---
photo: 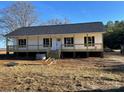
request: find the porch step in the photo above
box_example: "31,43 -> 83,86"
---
47,49 -> 61,59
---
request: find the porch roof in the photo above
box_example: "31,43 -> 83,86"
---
5,22 -> 105,37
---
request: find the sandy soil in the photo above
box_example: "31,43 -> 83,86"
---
0,52 -> 124,92
0,50 -> 6,54
0,52 -> 124,66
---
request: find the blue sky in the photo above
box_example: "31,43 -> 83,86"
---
0,1 -> 124,24
35,1 -> 124,24
0,1 -> 124,48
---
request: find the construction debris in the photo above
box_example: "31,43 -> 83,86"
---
43,57 -> 57,65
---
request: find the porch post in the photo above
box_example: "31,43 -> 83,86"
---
73,34 -> 75,50
60,35 -> 62,58
73,52 -> 76,58
26,36 -> 29,58
49,35 -> 51,51
16,37 -> 18,51
86,34 -> 89,58
73,34 -> 76,58
100,52 -> 104,58
101,34 -> 104,54
27,36 -> 28,51
6,37 -> 9,55
37,35 -> 39,51
47,35 -> 51,58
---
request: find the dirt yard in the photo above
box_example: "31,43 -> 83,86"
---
0,52 -> 124,92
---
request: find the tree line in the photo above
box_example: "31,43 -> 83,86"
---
0,1 -> 70,47
0,2 -> 70,35
104,21 -> 124,54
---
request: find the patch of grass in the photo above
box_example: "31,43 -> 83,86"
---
0,56 -> 124,91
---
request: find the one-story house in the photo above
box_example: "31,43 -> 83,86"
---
5,22 -> 105,58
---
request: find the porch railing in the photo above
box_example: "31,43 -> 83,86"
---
7,43 -> 103,52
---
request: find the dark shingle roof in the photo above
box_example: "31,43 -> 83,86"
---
5,22 -> 105,37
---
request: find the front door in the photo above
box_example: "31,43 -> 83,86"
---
56,39 -> 61,50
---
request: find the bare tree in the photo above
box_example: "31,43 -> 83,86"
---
42,18 -> 70,25
0,1 -> 38,34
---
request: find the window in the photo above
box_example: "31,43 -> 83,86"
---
64,37 -> 74,47
43,38 -> 52,47
84,36 -> 95,46
18,39 -> 26,47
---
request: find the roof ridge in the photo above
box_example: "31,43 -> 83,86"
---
22,21 -> 103,28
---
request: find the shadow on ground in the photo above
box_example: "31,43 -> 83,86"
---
0,54 -> 35,60
78,87 -> 124,92
103,64 -> 124,73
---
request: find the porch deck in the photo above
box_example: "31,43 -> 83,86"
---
7,43 -> 103,52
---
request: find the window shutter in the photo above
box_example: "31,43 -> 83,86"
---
43,39 -> 45,47
50,38 -> 52,47
18,40 -> 19,46
72,38 -> 74,44
92,36 -> 95,46
84,37 -> 87,46
24,39 -> 26,45
64,38 -> 66,47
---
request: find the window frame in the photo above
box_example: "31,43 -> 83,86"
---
84,36 -> 95,46
43,38 -> 52,47
18,39 -> 26,48
64,37 -> 74,47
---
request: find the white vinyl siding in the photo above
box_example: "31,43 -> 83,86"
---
12,32 -> 103,51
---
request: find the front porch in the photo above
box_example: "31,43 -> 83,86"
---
6,33 -> 104,58
7,43 -> 103,52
